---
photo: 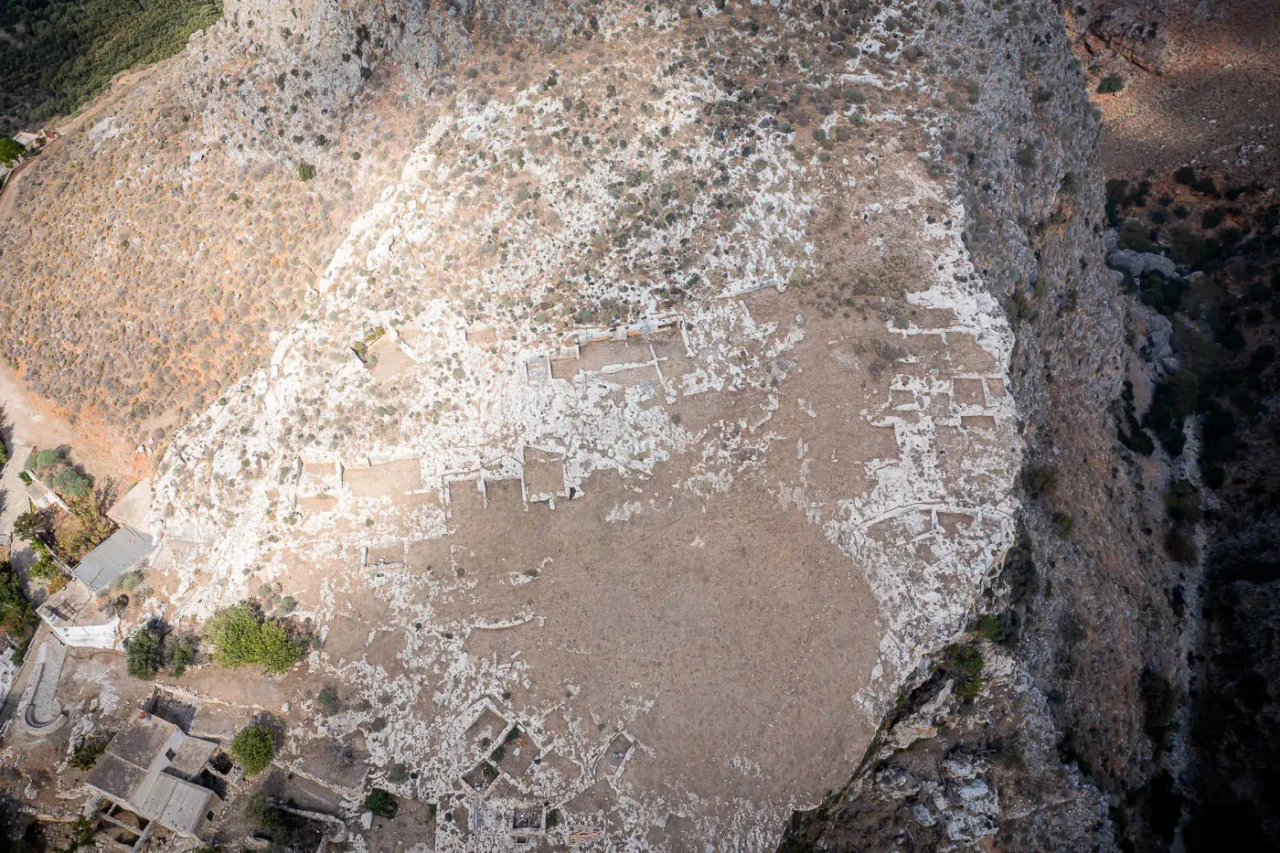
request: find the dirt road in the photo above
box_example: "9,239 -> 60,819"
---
0,364 -> 75,452
0,157 -> 36,226
0,443 -> 34,572
0,361 -> 136,500
0,361 -> 79,572
0,65 -> 158,228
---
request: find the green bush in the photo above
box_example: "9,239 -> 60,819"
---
363,788 -> 398,818
231,725 -> 277,775
942,643 -> 985,701
1162,371 -> 1198,412
1141,368 -> 1198,455
1024,464 -> 1059,498
1118,218 -> 1160,254
1163,479 -> 1202,525
30,448 -> 65,470
167,635 -> 197,677
23,447 -> 96,500
1002,535 -> 1040,610
1168,225 -> 1207,268
52,469 -> 92,498
316,686 -> 341,716
1096,75 -> 1124,94
1051,511 -> 1074,538
67,817 -> 94,849
205,605 -> 302,673
1136,272 -> 1188,316
125,625 -> 163,679
27,541 -> 61,585
1192,175 -> 1219,196
1140,668 -> 1178,733
115,571 -> 144,591
0,561 -> 36,632
71,739 -> 107,770
298,162 -> 316,181
0,137 -> 23,164
973,611 -> 1019,646
13,509 -> 50,541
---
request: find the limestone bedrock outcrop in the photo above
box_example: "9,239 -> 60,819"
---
1107,247 -> 1179,279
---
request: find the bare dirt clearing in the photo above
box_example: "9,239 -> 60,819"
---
0,363 -> 140,484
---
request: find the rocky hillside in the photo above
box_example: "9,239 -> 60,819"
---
783,0 -> 1203,849
134,2 -> 1032,848
0,0 -> 1274,851
1070,1 -> 1280,844
788,1 -> 1280,850
0,0 -> 539,450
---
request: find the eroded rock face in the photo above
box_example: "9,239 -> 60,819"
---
144,3 -> 1022,848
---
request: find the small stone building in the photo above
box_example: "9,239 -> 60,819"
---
84,711 -> 222,847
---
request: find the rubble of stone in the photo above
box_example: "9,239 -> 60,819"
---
801,642 -> 1116,852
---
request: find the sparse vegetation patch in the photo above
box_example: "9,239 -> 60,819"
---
70,739 -> 107,770
1097,75 -> 1124,94
363,787 -> 398,818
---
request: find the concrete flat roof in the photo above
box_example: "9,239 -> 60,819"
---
86,753 -> 146,804
37,579 -> 116,628
106,480 -> 153,534
156,776 -> 217,837
168,736 -> 217,779
74,526 -> 155,590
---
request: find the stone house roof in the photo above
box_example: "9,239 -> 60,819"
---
84,711 -> 220,839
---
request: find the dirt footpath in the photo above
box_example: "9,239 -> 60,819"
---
0,362 -> 140,485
